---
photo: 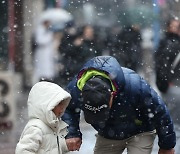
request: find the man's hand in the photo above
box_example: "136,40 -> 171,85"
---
158,148 -> 175,154
66,137 -> 82,151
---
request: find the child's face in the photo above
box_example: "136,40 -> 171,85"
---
52,100 -> 68,117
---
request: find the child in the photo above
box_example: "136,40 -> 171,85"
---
15,81 -> 71,154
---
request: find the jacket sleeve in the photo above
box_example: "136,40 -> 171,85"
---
139,78 -> 176,150
62,79 -> 82,139
59,138 -> 69,153
15,126 -> 43,154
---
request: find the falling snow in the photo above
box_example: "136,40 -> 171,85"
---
0,0 -> 180,153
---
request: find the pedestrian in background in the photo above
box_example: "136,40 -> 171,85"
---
58,23 -> 82,85
114,24 -> 142,71
62,56 -> 176,154
32,19 -> 62,84
15,81 -> 72,154
59,24 -> 100,86
80,24 -> 100,58
155,17 -> 180,93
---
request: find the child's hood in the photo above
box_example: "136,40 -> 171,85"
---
27,81 -> 71,126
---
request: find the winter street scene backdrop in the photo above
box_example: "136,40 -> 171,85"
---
0,0 -> 180,154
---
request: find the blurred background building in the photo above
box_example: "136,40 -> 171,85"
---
0,0 -> 180,89
0,0 -> 180,125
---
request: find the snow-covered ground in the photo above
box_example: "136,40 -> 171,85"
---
69,116 -> 180,154
0,85 -> 180,154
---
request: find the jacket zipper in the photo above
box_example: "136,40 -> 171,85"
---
57,136 -> 60,154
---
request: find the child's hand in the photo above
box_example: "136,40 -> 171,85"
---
66,137 -> 82,151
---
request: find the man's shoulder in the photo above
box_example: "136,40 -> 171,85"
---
122,67 -> 141,82
121,67 -> 142,92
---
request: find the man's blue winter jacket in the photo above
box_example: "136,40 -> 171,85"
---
62,56 -> 176,150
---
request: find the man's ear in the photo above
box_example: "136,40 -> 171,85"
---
109,92 -> 114,108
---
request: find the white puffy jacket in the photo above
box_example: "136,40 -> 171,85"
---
15,81 -> 71,154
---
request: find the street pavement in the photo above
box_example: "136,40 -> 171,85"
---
70,117 -> 180,154
0,87 -> 180,154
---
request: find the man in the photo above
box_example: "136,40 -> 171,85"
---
155,18 -> 180,93
62,56 -> 176,154
114,24 -> 142,71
